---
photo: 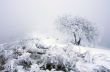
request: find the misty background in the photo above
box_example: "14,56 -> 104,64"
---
0,0 -> 110,48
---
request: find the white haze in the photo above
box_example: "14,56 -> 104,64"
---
0,0 -> 110,48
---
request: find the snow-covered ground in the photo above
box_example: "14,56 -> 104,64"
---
0,36 -> 110,72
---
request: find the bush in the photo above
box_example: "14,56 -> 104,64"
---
0,55 -> 7,71
17,60 -> 32,70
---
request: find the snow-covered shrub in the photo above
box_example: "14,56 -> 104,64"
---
93,66 -> 110,72
0,55 -> 7,71
0,37 -> 110,72
17,60 -> 32,70
12,48 -> 22,59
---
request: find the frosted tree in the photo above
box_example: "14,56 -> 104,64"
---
56,15 -> 99,47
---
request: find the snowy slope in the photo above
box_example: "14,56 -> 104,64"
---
0,36 -> 110,72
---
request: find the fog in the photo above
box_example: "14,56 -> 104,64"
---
0,0 -> 110,48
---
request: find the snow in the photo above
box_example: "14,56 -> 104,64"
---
0,36 -> 110,72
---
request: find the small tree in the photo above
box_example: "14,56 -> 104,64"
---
56,15 -> 99,47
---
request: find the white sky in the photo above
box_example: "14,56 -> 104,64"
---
0,0 -> 110,48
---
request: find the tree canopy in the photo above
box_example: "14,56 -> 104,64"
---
56,15 -> 99,47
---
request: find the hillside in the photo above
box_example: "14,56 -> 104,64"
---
0,36 -> 110,72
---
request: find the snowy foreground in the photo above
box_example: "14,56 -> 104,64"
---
0,36 -> 110,72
